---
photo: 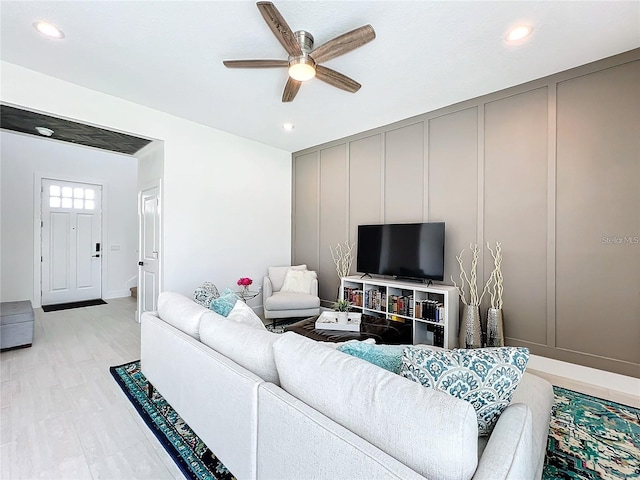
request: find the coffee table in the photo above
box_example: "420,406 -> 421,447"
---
284,314 -> 412,345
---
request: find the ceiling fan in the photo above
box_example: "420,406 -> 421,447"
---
223,1 -> 376,102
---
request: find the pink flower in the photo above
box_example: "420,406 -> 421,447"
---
237,277 -> 253,286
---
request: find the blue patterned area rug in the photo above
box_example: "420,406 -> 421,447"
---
112,361 -> 639,480
110,361 -> 235,480
543,387 -> 640,480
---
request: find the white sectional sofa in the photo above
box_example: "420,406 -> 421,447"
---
141,292 -> 554,480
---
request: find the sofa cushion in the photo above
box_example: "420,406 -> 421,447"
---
264,291 -> 320,311
401,346 -> 529,436
280,269 -> 317,294
226,300 -> 266,330
157,291 -> 209,340
199,309 -> 230,331
273,333 -> 479,480
337,342 -> 405,374
199,316 -> 284,385
209,289 -> 239,317
268,264 -> 307,292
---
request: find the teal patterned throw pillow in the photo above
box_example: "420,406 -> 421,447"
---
400,346 -> 529,436
337,342 -> 405,374
209,289 -> 239,317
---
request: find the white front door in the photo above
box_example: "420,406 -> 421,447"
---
41,179 -> 102,305
138,184 -> 160,322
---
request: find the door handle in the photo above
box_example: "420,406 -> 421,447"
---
138,261 -> 144,266
92,254 -> 100,258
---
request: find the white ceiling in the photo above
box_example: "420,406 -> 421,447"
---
1,1 -> 639,153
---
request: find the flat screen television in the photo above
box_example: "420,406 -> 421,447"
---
356,222 -> 445,281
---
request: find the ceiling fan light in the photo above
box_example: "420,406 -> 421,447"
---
288,57 -> 316,82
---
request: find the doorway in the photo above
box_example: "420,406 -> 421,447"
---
40,178 -> 103,305
137,181 -> 161,321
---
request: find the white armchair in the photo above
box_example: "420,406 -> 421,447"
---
263,265 -> 320,325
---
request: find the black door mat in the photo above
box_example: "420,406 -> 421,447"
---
42,299 -> 107,312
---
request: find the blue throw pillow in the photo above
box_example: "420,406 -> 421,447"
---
209,289 -> 239,317
400,346 -> 529,436
337,342 -> 406,374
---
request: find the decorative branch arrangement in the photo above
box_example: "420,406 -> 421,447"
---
451,243 -> 492,306
487,242 -> 503,310
330,240 -> 355,279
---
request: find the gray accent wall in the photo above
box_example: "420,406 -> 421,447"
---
319,145 -> 348,301
292,49 -> 640,377
292,152 -> 319,273
484,87 -> 549,346
555,60 -> 640,367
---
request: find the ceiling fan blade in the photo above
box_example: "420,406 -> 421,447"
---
257,2 -> 302,57
282,77 -> 302,102
315,65 -> 361,93
223,59 -> 288,68
310,25 -> 375,64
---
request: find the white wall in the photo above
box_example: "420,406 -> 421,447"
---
137,140 -> 164,191
0,131 -> 138,304
1,61 -> 292,304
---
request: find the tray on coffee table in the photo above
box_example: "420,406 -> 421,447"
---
315,311 -> 362,332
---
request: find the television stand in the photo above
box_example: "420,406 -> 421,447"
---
359,273 -> 372,279
340,276 -> 459,349
393,276 -> 434,286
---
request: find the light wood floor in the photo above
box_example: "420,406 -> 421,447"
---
1,297 -> 183,479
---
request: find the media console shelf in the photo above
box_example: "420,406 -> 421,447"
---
341,276 -> 459,349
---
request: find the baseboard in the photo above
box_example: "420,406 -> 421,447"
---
528,354 -> 640,408
103,290 -> 132,300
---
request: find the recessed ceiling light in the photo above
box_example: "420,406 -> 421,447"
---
505,25 -> 533,43
35,127 -> 54,137
33,21 -> 65,39
283,123 -> 295,131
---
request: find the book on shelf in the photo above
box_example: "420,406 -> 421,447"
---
424,323 -> 445,347
342,287 -> 364,307
364,288 -> 386,312
387,294 -> 413,317
415,299 -> 444,323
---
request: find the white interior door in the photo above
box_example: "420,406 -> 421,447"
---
138,184 -> 160,321
41,179 -> 102,305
